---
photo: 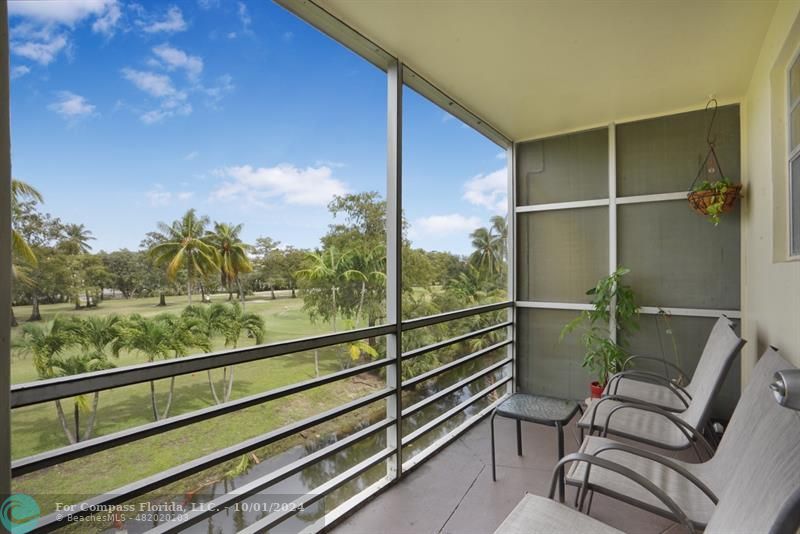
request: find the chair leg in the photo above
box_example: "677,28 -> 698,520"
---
491,411 -> 497,482
516,419 -> 522,456
557,422 -> 565,502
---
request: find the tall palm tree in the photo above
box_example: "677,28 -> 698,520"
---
469,226 -> 500,277
10,179 -> 43,326
490,215 -> 508,260
205,222 -> 253,304
61,223 -> 95,255
296,247 -> 348,332
215,302 -> 265,402
148,209 -> 219,305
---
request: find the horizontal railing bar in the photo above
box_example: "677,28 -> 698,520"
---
402,377 -> 510,446
299,477 -> 391,534
13,358 -> 392,477
515,198 -> 609,213
12,323 -> 396,408
146,418 -> 395,534
30,388 -> 392,533
402,393 -> 509,474
401,340 -> 511,389
239,447 -> 395,534
402,357 -> 511,418
401,321 -> 511,361
400,301 -> 512,332
516,300 -> 742,319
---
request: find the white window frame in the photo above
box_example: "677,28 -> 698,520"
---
787,46 -> 800,260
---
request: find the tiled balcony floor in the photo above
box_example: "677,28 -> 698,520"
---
332,414 -> 687,534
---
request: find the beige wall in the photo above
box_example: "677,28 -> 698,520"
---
741,0 -> 800,382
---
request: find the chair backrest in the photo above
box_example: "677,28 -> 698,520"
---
705,348 -> 800,533
680,316 -> 745,429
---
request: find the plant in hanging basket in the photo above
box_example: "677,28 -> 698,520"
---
687,179 -> 742,226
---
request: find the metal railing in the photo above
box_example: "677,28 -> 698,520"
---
10,300 -> 513,533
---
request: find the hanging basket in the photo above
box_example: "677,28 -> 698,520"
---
687,183 -> 742,216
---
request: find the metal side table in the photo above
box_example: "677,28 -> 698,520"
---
490,393 -> 582,501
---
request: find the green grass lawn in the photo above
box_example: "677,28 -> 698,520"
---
9,294 -> 385,520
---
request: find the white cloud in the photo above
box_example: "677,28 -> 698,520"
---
496,151 -> 507,160
146,184 -> 194,206
184,151 -> 199,161
48,91 -> 96,119
202,74 -> 235,106
152,43 -> 203,79
92,1 -> 122,36
11,34 -> 68,65
139,5 -> 186,33
211,164 -> 348,206
197,0 -> 220,9
121,68 -> 190,123
8,0 -> 115,25
237,2 -> 252,33
10,65 -> 30,79
463,168 -> 508,213
412,214 -> 481,237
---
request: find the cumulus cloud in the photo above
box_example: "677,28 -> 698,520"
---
92,1 -> 122,36
211,164 -> 348,206
48,91 -> 96,119
138,5 -> 186,33
463,168 -> 508,213
412,214 -> 482,237
11,65 -> 31,79
152,43 -> 203,79
8,0 -> 116,25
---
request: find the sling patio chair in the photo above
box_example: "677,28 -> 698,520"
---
602,316 -> 736,412
577,317 -> 745,457
564,346 -> 790,529
494,347 -> 800,534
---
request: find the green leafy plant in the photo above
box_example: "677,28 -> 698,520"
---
691,179 -> 736,225
560,267 -> 640,386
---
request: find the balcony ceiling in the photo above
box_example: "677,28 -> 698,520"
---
319,0 -> 777,141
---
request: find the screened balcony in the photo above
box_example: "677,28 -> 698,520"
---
1,1 -> 799,534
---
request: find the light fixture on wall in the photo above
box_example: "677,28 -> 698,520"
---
686,98 -> 743,226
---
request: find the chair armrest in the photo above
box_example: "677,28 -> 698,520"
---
550,452 -> 697,534
586,395 -> 680,433
624,355 -> 690,384
587,442 -> 718,505
601,402 -> 715,458
606,371 -> 691,407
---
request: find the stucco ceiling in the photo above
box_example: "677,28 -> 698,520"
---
319,0 -> 777,141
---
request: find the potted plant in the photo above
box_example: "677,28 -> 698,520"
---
687,179 -> 742,226
560,267 -> 640,398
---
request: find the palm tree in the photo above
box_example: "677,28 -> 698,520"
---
215,302 -> 265,403
148,209 -> 219,305
206,222 -> 253,304
10,179 -> 43,326
15,317 -> 114,443
344,246 -> 386,328
113,314 -> 204,421
469,226 -> 500,276
61,223 -> 95,255
296,247 -> 348,332
490,215 -> 508,260
182,303 -> 230,404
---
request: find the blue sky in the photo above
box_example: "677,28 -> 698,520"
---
9,0 -> 507,256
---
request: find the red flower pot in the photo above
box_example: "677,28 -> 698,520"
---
590,381 -> 604,399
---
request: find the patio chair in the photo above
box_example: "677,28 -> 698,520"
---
564,346 -> 789,528
602,316 -> 736,412
577,317 -> 744,456
495,347 -> 800,534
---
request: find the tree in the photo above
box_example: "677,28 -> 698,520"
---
297,247 -> 349,332
344,246 -> 386,328
60,223 -> 95,255
206,223 -> 253,303
216,302 -> 265,402
15,317 -> 114,444
148,209 -> 219,305
10,179 -> 44,326
469,226 -> 500,277
114,314 -> 207,420
182,303 -> 230,404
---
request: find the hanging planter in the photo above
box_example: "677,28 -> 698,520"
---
687,99 -> 741,226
